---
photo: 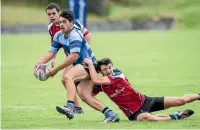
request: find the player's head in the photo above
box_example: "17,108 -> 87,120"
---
46,3 -> 60,24
97,58 -> 114,76
59,10 -> 74,33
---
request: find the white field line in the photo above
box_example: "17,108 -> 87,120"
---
1,105 -> 91,110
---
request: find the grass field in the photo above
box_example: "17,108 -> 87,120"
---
1,30 -> 200,129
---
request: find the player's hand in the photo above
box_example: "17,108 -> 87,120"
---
83,58 -> 93,66
50,59 -> 55,69
46,68 -> 58,78
34,64 -> 38,79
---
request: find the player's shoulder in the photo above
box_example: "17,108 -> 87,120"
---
111,69 -> 126,80
53,31 -> 63,40
74,19 -> 83,28
69,28 -> 83,38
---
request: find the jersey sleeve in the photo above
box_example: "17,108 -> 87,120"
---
48,23 -> 54,44
69,32 -> 83,54
82,27 -> 90,37
48,32 -> 62,53
107,70 -> 125,85
107,76 -> 119,85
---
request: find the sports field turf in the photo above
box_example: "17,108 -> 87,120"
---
1,30 -> 200,129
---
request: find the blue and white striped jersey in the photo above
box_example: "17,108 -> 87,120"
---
49,27 -> 96,65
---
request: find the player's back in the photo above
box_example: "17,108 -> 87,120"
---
101,69 -> 145,117
74,19 -> 89,36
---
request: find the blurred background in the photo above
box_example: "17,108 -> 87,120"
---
2,0 -> 200,33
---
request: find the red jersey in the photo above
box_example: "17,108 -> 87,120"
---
48,23 -> 60,43
101,69 -> 145,118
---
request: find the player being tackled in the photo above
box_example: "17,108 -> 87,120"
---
34,10 -> 119,123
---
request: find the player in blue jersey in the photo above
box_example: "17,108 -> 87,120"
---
46,3 -> 91,114
34,10 -> 119,122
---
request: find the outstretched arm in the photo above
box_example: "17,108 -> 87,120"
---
34,51 -> 56,78
36,51 -> 55,65
84,58 -> 111,85
84,33 -> 91,44
46,52 -> 78,78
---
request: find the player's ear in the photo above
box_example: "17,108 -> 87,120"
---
70,21 -> 74,26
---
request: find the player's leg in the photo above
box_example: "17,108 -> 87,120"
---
77,79 -> 120,122
136,109 -> 194,121
61,65 -> 83,114
136,112 -> 171,121
164,93 -> 200,109
58,64 -> 90,119
77,79 -> 104,111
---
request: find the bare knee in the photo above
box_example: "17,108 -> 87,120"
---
62,75 -> 74,83
61,75 -> 75,89
61,78 -> 65,85
79,93 -> 90,102
176,97 -> 187,106
137,113 -> 156,121
183,94 -> 192,102
61,77 -> 67,89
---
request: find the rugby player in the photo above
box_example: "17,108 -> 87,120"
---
82,58 -> 200,121
34,10 -> 119,122
45,3 -> 91,113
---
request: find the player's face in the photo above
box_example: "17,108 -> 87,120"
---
46,8 -> 60,24
59,17 -> 73,33
100,63 -> 114,76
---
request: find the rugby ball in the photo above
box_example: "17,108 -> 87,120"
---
36,64 -> 49,81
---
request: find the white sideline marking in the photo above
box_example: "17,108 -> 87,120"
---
1,105 -> 91,110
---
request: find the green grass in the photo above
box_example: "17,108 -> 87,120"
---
109,0 -> 200,28
2,30 -> 200,128
2,0 -> 200,28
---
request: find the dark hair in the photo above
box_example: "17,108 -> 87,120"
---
97,58 -> 113,71
60,10 -> 74,22
46,3 -> 60,12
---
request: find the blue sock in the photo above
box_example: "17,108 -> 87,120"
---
169,114 -> 181,120
75,107 -> 82,110
66,100 -> 75,112
102,107 -> 109,114
102,107 -> 115,117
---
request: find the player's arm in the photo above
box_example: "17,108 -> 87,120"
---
34,51 -> 55,78
84,59 -> 111,85
50,37 -> 57,59
35,31 -> 62,66
50,39 -> 57,68
46,33 -> 82,77
84,32 -> 91,44
82,27 -> 91,44
52,52 -> 78,71
35,51 -> 55,65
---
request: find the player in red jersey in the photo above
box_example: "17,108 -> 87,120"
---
82,58 -> 200,121
45,3 -> 91,114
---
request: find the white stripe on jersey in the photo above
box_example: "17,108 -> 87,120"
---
112,73 -> 126,80
48,22 -> 53,31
